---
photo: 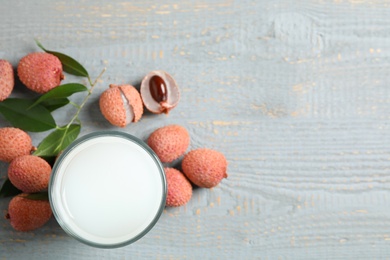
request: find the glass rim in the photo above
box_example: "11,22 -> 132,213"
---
48,131 -> 167,249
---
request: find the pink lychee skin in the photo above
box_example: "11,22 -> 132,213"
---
8,155 -> 52,193
165,168 -> 192,207
0,59 -> 14,101
0,127 -> 33,163
147,125 -> 190,163
6,194 -> 52,232
182,148 -> 228,188
99,84 -> 143,127
17,52 -> 64,93
116,84 -> 143,122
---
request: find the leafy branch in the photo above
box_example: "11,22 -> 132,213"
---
0,40 -> 105,197
38,67 -> 106,157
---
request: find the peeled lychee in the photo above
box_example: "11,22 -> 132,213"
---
140,70 -> 180,114
99,84 -> 143,127
6,193 -> 52,232
17,52 -> 64,93
8,155 -> 52,193
0,59 -> 14,101
182,148 -> 227,188
147,125 -> 190,163
165,168 -> 192,207
0,127 -> 33,162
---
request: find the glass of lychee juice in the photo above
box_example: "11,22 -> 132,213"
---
49,131 -> 166,248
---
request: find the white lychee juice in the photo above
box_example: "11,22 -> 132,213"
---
49,131 -> 166,248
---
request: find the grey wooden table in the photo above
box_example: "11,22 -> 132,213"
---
1,0 -> 390,259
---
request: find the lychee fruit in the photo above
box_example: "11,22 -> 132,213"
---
147,125 -> 190,163
17,52 -> 64,93
8,155 -> 52,193
165,168 -> 192,207
0,127 -> 33,162
0,59 -> 14,101
99,84 -> 143,127
140,70 -> 180,114
6,193 -> 52,232
182,148 -> 228,188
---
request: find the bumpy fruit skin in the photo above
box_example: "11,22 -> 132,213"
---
0,59 -> 14,101
0,127 -> 33,162
165,168 -> 192,207
8,155 -> 52,193
17,52 -> 64,93
182,148 -> 228,188
99,84 -> 143,127
6,194 -> 52,232
147,125 -> 190,163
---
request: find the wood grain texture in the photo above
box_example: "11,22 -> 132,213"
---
1,0 -> 390,259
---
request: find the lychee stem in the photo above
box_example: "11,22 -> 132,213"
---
67,67 -> 106,127
91,70 -> 105,87
30,146 -> 37,153
160,101 -> 172,114
55,68 -> 106,152
69,101 -> 81,109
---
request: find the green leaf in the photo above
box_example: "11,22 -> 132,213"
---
0,98 -> 56,132
29,83 -> 88,109
25,192 -> 49,201
36,39 -> 89,78
0,178 -> 22,198
34,124 -> 81,157
41,98 -> 70,112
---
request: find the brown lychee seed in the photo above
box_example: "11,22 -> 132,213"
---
8,155 -> 52,193
164,168 -> 192,207
0,59 -> 14,101
147,125 -> 190,163
17,52 -> 64,93
140,70 -> 180,114
182,148 -> 228,188
6,193 -> 52,232
0,127 -> 33,163
99,84 -> 143,127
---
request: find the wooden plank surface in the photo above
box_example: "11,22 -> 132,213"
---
1,0 -> 390,259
